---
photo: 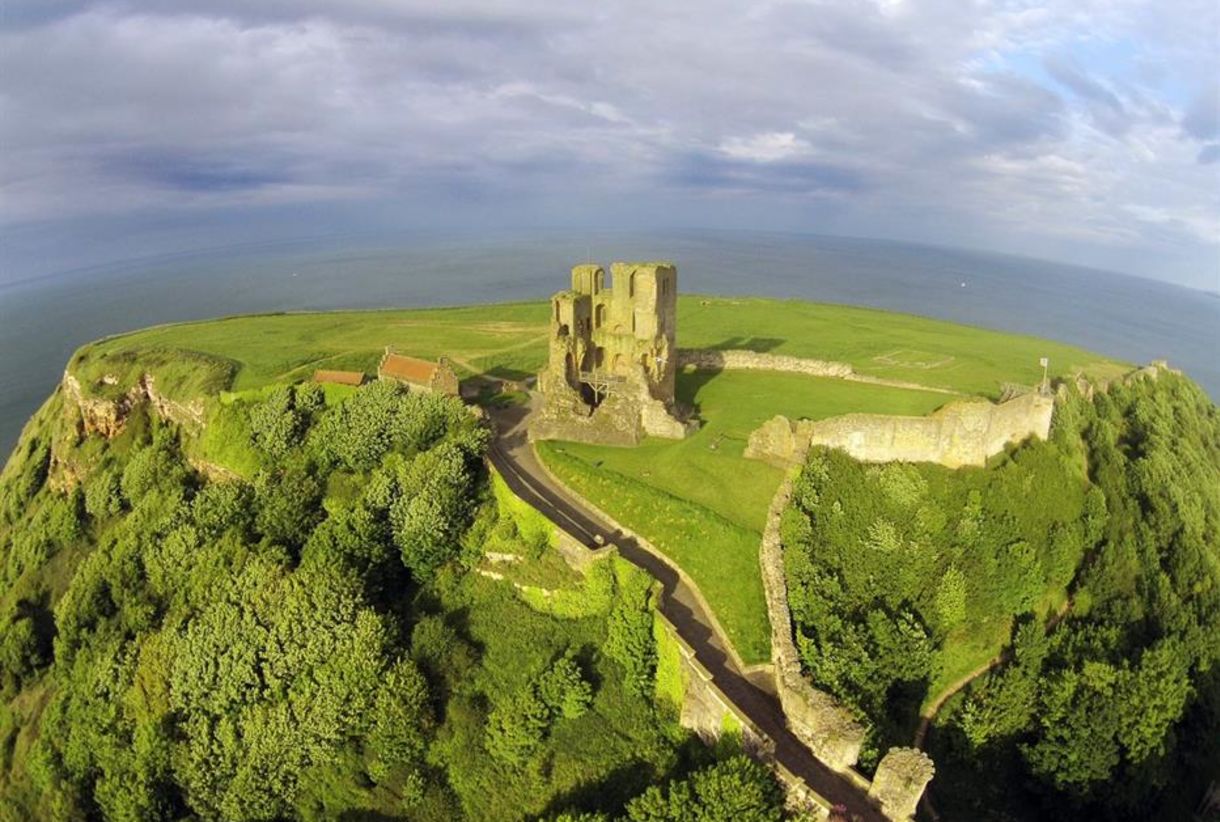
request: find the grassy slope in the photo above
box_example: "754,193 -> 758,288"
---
538,374 -> 950,664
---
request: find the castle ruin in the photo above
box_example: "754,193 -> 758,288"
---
530,262 -> 691,445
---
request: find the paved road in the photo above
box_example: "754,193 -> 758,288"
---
487,399 -> 884,821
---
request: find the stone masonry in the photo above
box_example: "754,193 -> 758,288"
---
530,262 -> 691,445
760,465 -> 869,771
746,391 -> 1054,469
869,748 -> 935,820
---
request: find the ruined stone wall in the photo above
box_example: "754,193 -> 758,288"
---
676,348 -> 964,396
677,348 -> 853,378
428,358 -> 461,397
529,384 -> 645,446
759,466 -> 869,771
747,392 -> 1054,469
869,748 -> 935,820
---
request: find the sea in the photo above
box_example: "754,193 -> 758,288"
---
1,228 -> 1216,460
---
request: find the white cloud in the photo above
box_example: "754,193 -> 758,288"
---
719,132 -> 813,162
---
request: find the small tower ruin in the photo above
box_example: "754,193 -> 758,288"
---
530,262 -> 691,445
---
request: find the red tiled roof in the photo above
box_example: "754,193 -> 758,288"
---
381,353 -> 438,385
313,369 -> 365,386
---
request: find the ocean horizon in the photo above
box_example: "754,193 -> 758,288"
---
1,228 -> 1216,459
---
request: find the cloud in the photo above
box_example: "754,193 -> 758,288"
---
1182,84 -> 1219,141
719,133 -> 813,163
0,0 -> 1216,289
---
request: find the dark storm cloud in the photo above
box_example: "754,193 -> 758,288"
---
0,0 -> 1216,288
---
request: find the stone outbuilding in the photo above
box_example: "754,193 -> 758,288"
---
377,350 -> 460,397
530,262 -> 692,445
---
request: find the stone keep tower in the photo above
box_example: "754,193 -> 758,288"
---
531,262 -> 689,445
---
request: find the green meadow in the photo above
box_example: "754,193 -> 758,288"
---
678,296 -> 1127,397
69,295 -> 1123,404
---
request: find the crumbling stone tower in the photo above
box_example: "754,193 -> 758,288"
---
531,262 -> 690,445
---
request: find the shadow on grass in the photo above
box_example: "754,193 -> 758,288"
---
483,365 -> 535,382
706,336 -> 785,353
676,368 -> 721,423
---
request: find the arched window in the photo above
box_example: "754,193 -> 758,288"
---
629,272 -> 637,298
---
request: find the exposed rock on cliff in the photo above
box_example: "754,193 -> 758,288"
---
62,370 -> 205,439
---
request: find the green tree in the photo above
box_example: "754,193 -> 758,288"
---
84,468 -> 124,520
485,686 -> 550,766
537,655 -> 593,720
625,755 -> 783,822
248,386 -> 304,459
934,565 -> 967,631
254,464 -> 324,548
390,442 -> 478,579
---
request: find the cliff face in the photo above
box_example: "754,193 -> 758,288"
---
61,370 -> 204,439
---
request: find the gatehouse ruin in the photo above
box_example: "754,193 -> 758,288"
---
530,262 -> 692,445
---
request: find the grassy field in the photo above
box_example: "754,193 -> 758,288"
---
75,302 -> 553,400
537,373 -> 951,663
678,296 -> 1127,397
70,295 -> 1124,405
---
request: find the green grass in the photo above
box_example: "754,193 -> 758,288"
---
186,400 -> 263,478
653,617 -> 686,715
926,615 -> 1013,711
67,296 -> 1124,408
535,372 -> 951,664
77,302 -> 553,394
539,440 -> 770,663
69,347 -> 236,402
678,296 -> 1127,397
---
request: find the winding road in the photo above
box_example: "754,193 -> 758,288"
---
487,398 -> 884,821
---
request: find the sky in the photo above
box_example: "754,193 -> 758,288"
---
1,0 -> 1217,290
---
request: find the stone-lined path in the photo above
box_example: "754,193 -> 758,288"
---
487,398 -> 885,821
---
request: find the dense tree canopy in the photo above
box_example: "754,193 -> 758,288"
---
0,377 -> 787,820
783,372 -> 1220,818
